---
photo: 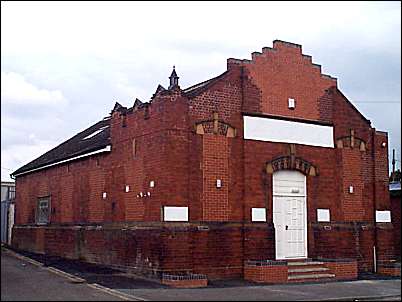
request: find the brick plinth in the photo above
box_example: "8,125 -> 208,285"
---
312,223 -> 377,272
12,226 -> 45,254
321,259 -> 358,280
390,193 -> 401,261
244,260 -> 288,284
161,274 -> 208,288
12,223 -> 245,280
377,262 -> 401,277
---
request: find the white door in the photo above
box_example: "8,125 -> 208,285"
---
273,170 -> 307,260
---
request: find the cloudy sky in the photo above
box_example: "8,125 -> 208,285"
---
1,1 -> 401,181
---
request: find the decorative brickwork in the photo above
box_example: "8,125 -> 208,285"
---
236,40 -> 337,120
202,135 -> 230,221
266,155 -> 318,176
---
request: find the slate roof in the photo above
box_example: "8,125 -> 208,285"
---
183,71 -> 228,97
11,117 -> 111,177
11,70 -> 228,177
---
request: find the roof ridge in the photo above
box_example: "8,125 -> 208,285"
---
11,118 -> 111,176
183,70 -> 229,97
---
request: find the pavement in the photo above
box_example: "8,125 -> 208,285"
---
1,247 -> 401,301
1,249 -> 125,301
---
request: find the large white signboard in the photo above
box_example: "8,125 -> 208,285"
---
251,208 -> 267,222
243,116 -> 334,148
317,209 -> 330,222
163,206 -> 189,222
376,210 -> 391,223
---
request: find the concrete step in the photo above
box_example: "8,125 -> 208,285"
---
287,261 -> 324,266
288,267 -> 330,273
286,258 -> 313,262
288,273 -> 335,280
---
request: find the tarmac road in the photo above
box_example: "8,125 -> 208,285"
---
1,248 -> 401,301
1,251 -> 125,301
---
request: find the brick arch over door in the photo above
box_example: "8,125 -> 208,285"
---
265,155 -> 318,177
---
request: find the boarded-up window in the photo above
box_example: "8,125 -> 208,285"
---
317,209 -> 330,222
244,115 -> 334,148
251,208 -> 266,222
376,210 -> 391,222
37,197 -> 50,224
163,206 -> 188,222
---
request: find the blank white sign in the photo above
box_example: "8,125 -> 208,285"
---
317,209 -> 330,222
252,208 -> 267,222
243,116 -> 334,148
376,210 -> 391,223
163,206 -> 189,222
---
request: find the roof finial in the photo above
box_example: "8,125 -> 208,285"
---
169,65 -> 179,90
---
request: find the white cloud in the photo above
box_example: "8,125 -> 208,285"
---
1,71 -> 68,106
1,2 -> 399,59
1,138 -> 58,182
112,72 -> 150,102
0,1 -> 400,178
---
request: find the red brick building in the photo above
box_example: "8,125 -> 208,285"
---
11,40 -> 397,283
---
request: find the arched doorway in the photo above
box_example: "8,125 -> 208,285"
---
273,170 -> 307,260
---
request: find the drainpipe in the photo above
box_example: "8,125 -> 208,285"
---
373,246 -> 377,273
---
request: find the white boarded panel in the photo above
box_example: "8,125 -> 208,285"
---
244,116 -> 334,148
251,208 -> 266,222
163,206 -> 188,221
317,209 -> 330,222
376,210 -> 391,223
273,170 -> 306,196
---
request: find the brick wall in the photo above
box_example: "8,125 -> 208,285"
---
377,265 -> 401,277
188,65 -> 244,223
12,223 -> 246,279
161,278 -> 208,288
339,148 -> 366,221
312,223 -> 374,272
390,193 -> 401,260
12,226 -> 45,254
202,135 -> 229,221
373,131 -> 390,210
324,260 -> 358,280
244,262 -> 288,283
236,40 -> 337,120
376,223 -> 395,262
243,224 -> 275,261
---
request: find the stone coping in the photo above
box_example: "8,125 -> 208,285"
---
245,260 -> 288,266
377,261 -> 401,268
161,273 -> 207,281
13,222 -> 274,231
315,257 -> 357,263
246,258 -> 358,266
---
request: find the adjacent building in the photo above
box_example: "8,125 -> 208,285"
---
11,40 -> 397,283
1,181 -> 15,245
